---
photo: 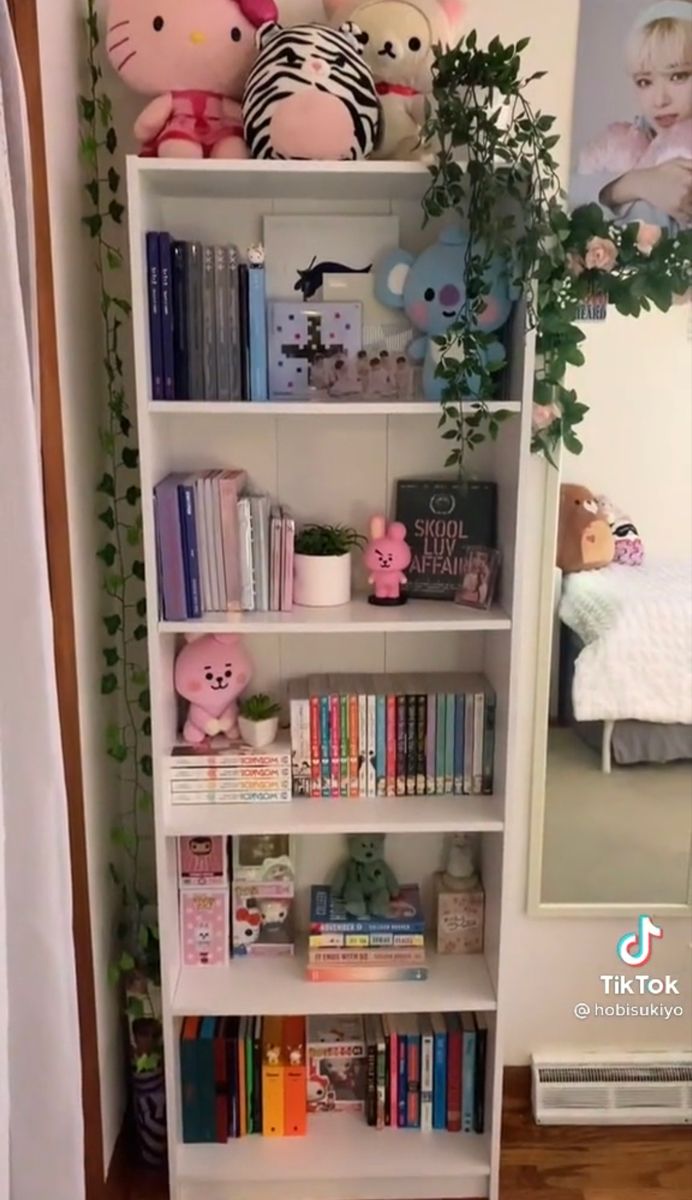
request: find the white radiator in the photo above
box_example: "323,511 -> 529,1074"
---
531,1052 -> 692,1125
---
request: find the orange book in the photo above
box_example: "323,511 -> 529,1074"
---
282,1016 -> 307,1137
238,1016 -> 247,1137
262,1016 -> 285,1137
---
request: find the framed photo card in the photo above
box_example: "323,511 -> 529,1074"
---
455,547 -> 501,611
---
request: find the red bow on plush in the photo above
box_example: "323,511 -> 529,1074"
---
376,82 -> 421,97
236,907 -> 261,926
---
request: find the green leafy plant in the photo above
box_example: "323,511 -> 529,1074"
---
239,694 -> 282,722
295,524 -> 366,557
422,30 -> 692,472
79,0 -> 159,1067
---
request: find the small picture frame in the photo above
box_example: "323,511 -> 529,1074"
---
454,546 -> 501,610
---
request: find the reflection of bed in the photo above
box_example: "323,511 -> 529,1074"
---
558,562 -> 692,773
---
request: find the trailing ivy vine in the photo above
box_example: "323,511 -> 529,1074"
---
79,0 -> 159,1060
423,31 -> 692,473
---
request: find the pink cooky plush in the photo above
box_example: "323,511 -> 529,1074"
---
364,515 -> 412,602
174,633 -> 253,744
106,0 -> 278,158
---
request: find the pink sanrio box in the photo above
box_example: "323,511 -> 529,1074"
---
180,889 -> 229,967
178,835 -> 228,890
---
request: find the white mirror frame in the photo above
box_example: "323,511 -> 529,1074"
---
526,451 -> 692,918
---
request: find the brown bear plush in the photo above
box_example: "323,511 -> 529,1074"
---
557,484 -> 615,573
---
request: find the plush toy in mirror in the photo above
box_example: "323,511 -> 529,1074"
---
375,227 -> 513,403
363,515 -> 412,606
106,0 -> 277,157
331,833 -> 400,918
324,0 -> 465,160
174,633 -> 253,744
557,485 -> 615,574
243,21 -> 382,160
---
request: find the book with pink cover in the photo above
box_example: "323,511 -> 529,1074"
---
218,469 -> 247,611
281,509 -> 295,613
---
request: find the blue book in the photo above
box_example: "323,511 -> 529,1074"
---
146,231 -> 163,399
397,1023 -> 408,1128
158,233 -> 175,399
171,240 -> 189,398
453,693 -> 465,794
198,1017 -> 218,1143
320,696 -> 331,798
375,693 -> 386,795
309,884 -> 425,935
177,478 -> 201,618
460,1014 -> 476,1134
431,1013 -> 448,1130
247,258 -> 268,401
153,474 -> 188,621
238,263 -> 250,400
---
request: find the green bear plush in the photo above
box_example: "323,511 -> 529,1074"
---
331,833 -> 400,919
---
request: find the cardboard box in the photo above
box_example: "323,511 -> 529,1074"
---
434,872 -> 485,955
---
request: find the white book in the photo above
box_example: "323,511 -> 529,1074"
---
237,497 -> 255,611
194,475 -> 213,613
250,494 -> 270,612
357,677 -> 368,798
420,1014 -> 434,1133
473,689 -> 485,796
287,678 -> 310,798
366,689 -> 376,798
202,474 -> 221,611
281,509 -> 295,612
210,472 -> 228,610
269,507 -> 282,612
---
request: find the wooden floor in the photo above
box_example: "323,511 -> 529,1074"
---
107,1070 -> 692,1200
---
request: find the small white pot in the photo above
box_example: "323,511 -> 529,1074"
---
238,715 -> 279,749
294,552 -> 351,608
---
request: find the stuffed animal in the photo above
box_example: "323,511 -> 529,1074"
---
597,494 -> 644,566
106,0 -> 277,158
363,514 -> 412,605
174,633 -> 252,744
375,227 -> 513,402
324,0 -> 465,159
243,22 -> 382,160
331,833 -> 400,918
557,485 -> 615,574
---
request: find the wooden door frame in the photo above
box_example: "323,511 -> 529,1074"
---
8,2 -> 106,1196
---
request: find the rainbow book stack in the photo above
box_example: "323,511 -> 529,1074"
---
307,884 -> 427,982
166,740 -> 292,806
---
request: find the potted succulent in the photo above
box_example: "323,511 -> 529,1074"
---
238,693 -> 282,749
293,524 -> 365,608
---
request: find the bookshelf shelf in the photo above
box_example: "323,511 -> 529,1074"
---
159,599 -> 511,636
178,1115 -> 491,1199
149,399 -> 523,417
173,951 -> 496,1019
164,793 -> 505,838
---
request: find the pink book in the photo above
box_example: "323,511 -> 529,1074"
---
281,510 -> 295,612
218,469 -> 247,611
309,696 -> 321,798
386,695 -> 396,798
329,695 -> 340,798
269,508 -> 282,612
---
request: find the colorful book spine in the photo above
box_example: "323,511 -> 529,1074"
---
358,690 -> 368,797
146,232 -> 163,399
445,1014 -> 462,1133
463,691 -> 474,795
158,232 -> 175,400
305,964 -> 428,982
214,245 -> 231,402
202,245 -> 218,400
386,1019 -> 397,1129
397,1031 -> 407,1128
473,1013 -> 488,1134
248,255 -> 268,401
154,475 -> 187,621
376,692 -> 386,796
329,694 -> 341,798
261,1017 -> 284,1138
472,690 -> 485,796
237,497 -> 255,611
432,1016 -> 448,1131
445,691 -> 456,794
171,241 -> 189,399
282,1016 -> 307,1137
226,246 -> 241,399
483,693 -> 496,795
395,693 -> 406,797
320,696 -> 331,799
309,695 -> 321,798
386,695 -> 396,797
365,1016 -> 377,1127
339,694 -> 349,798
376,1017 -> 386,1131
180,1016 -> 202,1143
405,694 -> 417,796
238,262 -> 249,400
308,948 -> 426,965
185,241 -> 204,400
406,1026 -> 421,1128
349,694 -> 359,798
461,1014 -> 476,1134
366,692 -> 376,797
198,1017 -> 219,1143
237,1017 -> 247,1137
416,694 -> 427,795
426,692 -> 437,795
420,1017 -> 434,1133
281,510 -> 295,612
308,933 -> 424,948
435,692 -> 446,793
454,693 -> 465,794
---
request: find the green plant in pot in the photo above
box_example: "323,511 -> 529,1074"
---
293,524 -> 366,608
238,693 -> 282,749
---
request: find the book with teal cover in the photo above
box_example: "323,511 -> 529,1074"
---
460,1013 -> 476,1135
444,691 -> 456,793
309,883 -> 424,935
199,1016 -> 219,1143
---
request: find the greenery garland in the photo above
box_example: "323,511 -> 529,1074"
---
422,31 -> 692,473
79,0 -> 159,1069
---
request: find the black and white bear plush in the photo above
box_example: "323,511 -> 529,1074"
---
243,22 -> 382,160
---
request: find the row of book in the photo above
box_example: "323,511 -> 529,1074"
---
146,232 -> 267,402
289,673 -> 496,799
180,1010 -> 488,1143
308,883 -> 426,982
154,470 -> 295,619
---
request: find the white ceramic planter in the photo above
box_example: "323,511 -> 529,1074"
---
294,552 -> 351,608
238,715 -> 280,749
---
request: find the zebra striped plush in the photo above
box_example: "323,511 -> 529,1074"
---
242,22 -> 382,160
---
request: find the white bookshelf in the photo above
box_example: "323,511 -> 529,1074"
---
128,156 -> 534,1200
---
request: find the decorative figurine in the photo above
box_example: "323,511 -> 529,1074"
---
363,515 -> 412,607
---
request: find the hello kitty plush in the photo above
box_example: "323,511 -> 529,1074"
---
324,0 -> 465,159
363,515 -> 412,606
106,0 -> 278,158
174,633 -> 252,744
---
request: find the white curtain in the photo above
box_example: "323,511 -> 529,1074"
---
0,7 -> 85,1200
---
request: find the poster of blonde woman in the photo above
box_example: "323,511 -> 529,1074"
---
570,0 -> 692,229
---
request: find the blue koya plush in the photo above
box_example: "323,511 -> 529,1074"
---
375,227 -> 513,402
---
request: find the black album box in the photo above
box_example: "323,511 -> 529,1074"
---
396,478 -> 497,600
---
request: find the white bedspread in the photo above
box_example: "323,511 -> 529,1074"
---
560,562 -> 692,724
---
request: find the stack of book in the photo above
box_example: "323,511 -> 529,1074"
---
180,1015 -> 306,1143
288,673 -> 496,799
308,884 -> 427,982
146,232 -> 267,402
166,741 -> 292,807
363,1011 -> 488,1134
154,470 -> 295,619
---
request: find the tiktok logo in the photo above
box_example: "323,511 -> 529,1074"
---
616,915 -> 663,967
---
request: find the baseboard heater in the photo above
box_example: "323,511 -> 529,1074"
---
532,1052 -> 692,1125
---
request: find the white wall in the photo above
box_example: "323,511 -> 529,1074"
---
36,0 -> 124,1172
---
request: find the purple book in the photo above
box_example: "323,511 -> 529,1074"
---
153,474 -> 188,621
159,233 -> 175,400
146,232 -> 164,400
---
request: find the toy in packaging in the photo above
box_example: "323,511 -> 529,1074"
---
232,833 -> 295,885
307,1014 -> 366,1112
232,884 -> 295,956
177,835 -> 227,889
180,889 -> 229,966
